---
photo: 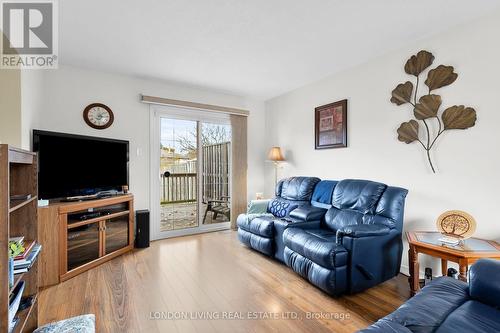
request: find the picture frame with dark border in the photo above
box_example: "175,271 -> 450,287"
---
315,99 -> 347,149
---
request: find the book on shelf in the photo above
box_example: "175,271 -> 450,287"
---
8,281 -> 25,333
13,240 -> 35,260
8,237 -> 25,261
8,258 -> 14,288
10,194 -> 32,201
13,268 -> 28,275
9,317 -> 19,333
13,244 -> 42,271
8,236 -> 24,244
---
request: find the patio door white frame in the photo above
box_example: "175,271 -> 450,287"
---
150,104 -> 232,240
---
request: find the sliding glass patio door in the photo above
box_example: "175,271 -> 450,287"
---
159,117 -> 199,232
150,105 -> 232,240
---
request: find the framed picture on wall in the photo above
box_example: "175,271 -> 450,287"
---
315,99 -> 347,149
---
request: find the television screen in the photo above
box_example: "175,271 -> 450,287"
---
33,130 -> 129,200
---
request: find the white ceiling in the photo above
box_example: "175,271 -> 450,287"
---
59,0 -> 500,99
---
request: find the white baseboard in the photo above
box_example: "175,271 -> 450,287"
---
400,264 -> 409,276
151,223 -> 230,241
400,264 -> 425,279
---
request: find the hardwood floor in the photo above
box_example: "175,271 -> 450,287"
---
39,230 -> 410,332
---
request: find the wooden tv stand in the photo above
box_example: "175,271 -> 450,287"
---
38,194 -> 134,288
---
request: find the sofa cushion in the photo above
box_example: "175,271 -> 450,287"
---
435,300 -> 500,333
279,177 -> 321,201
273,219 -> 322,263
303,228 -> 337,240
332,179 -> 386,214
469,259 -> 500,308
324,207 -> 364,231
311,180 -> 337,208
288,206 -> 327,222
384,277 -> 469,333
268,198 -> 298,218
375,186 -> 408,223
283,228 -> 347,269
237,214 -> 275,238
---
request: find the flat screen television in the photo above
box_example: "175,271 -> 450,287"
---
33,130 -> 129,200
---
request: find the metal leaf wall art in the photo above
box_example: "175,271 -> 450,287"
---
391,50 -> 477,173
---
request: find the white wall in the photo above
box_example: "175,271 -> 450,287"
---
265,11 -> 500,275
0,66 -> 22,147
21,70 -> 44,149
27,65 -> 266,210
0,68 -> 43,150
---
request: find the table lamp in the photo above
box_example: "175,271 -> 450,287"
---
267,146 -> 285,186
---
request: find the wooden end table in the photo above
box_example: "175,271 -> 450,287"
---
406,231 -> 500,296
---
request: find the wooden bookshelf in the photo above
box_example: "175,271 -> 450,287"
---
12,294 -> 38,333
1,145 -> 39,333
10,274 -> 24,296
9,197 -> 37,214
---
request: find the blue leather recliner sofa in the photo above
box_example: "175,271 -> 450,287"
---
237,176 -> 408,296
360,259 -> 500,333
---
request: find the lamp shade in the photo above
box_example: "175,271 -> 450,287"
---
267,147 -> 285,161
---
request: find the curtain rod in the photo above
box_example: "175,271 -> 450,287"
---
141,94 -> 249,117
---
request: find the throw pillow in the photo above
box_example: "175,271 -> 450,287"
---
247,199 -> 271,214
268,199 -> 298,218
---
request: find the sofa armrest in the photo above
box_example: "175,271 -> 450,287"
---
340,228 -> 402,292
289,206 -> 327,222
381,277 -> 469,331
282,219 -> 322,230
469,259 -> 500,308
336,224 -> 390,243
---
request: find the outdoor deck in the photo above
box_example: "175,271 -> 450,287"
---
160,202 -> 229,231
159,141 -> 231,232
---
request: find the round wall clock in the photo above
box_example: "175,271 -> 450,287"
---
436,210 -> 476,239
83,103 -> 114,129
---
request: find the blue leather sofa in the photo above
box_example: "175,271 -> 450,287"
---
360,259 -> 500,333
237,177 -> 408,296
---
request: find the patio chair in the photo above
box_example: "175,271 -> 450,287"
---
203,195 -> 230,223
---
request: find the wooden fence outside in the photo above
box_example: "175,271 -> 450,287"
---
161,173 -> 197,204
202,142 -> 230,203
161,142 -> 230,204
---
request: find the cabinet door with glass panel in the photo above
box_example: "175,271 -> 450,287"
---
65,201 -> 132,275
